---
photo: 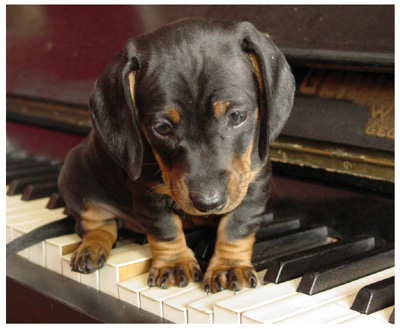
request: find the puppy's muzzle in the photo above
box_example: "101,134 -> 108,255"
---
187,175 -> 228,213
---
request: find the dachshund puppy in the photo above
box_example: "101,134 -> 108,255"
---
58,18 -> 295,293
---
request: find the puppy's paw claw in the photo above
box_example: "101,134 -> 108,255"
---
148,259 -> 202,289
70,244 -> 108,274
203,265 -> 257,293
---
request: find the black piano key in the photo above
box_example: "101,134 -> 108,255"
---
6,165 -> 60,184
46,193 -> 66,209
6,158 -> 43,170
351,276 -> 394,315
133,234 -> 148,245
297,246 -> 394,295
259,212 -> 274,224
252,225 -> 328,271
194,219 -> 313,272
7,173 -> 59,196
264,235 -> 375,284
256,217 -> 301,241
185,227 -> 213,251
389,308 -> 395,324
6,151 -> 28,162
21,181 -> 59,201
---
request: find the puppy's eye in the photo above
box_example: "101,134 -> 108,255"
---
228,111 -> 247,126
153,122 -> 173,136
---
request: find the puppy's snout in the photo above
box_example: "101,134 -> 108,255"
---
187,173 -> 228,213
189,188 -> 227,213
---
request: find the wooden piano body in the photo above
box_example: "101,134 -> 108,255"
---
6,5 -> 394,324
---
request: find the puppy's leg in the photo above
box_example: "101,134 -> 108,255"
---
147,213 -> 202,288
70,204 -> 117,274
203,214 -> 258,293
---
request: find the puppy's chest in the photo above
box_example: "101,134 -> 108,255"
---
173,208 -> 221,229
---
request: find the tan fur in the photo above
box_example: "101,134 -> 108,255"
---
247,52 -> 263,94
203,214 -> 257,292
147,213 -> 200,287
213,100 -> 230,118
166,108 -> 181,124
128,71 -> 137,106
70,204 -> 118,273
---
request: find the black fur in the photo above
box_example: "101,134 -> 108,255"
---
8,19 -> 295,288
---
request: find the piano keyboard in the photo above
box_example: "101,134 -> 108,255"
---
6,152 -> 395,324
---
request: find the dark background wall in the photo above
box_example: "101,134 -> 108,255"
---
7,5 -> 394,105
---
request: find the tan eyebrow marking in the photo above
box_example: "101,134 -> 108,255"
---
213,101 -> 230,118
166,108 -> 181,124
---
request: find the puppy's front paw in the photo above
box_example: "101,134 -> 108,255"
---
70,242 -> 109,274
203,263 -> 257,294
147,255 -> 203,289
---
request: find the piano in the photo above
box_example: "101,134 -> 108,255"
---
6,5 -> 394,324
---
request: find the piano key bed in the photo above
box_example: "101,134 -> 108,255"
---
6,152 -> 395,324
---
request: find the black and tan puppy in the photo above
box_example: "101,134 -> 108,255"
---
58,19 -> 295,293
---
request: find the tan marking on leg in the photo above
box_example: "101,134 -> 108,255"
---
212,214 -> 255,267
70,204 -> 118,274
147,213 -> 202,288
203,214 -> 257,292
80,203 -> 116,231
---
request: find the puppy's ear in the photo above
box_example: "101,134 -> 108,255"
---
238,22 -> 295,161
89,41 -> 143,180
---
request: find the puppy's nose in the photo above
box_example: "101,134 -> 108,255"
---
190,189 -> 227,213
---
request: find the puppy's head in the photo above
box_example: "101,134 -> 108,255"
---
90,19 -> 295,215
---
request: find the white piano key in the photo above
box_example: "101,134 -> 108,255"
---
7,203 -> 52,217
6,196 -> 49,210
61,240 -> 140,290
6,206 -> 63,222
61,253 -> 81,281
6,208 -> 65,242
45,233 -> 81,273
334,292 -> 357,307
241,267 -> 395,324
11,213 -> 66,260
369,306 -> 395,323
6,194 -> 26,207
62,258 -> 102,290
241,293 -> 327,324
99,244 -> 152,297
80,269 -> 99,290
8,208 -> 65,230
276,300 -> 359,324
188,289 -> 250,324
213,278 -> 300,323
187,270 -> 267,324
163,287 -> 208,324
140,282 -> 200,318
339,313 -> 392,325
118,273 -> 150,307
313,267 -> 395,302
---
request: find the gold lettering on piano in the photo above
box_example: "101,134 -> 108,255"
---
343,161 -> 353,170
299,70 -> 394,141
